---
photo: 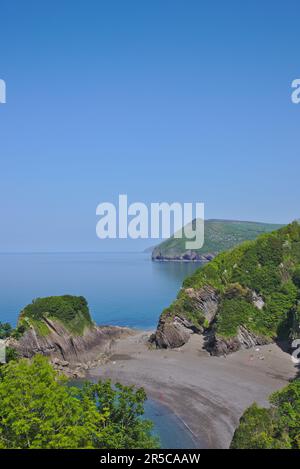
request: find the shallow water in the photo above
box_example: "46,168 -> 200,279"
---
144,399 -> 200,449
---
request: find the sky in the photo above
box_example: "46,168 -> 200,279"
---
0,0 -> 299,252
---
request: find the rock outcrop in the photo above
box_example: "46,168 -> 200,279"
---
9,318 -> 132,377
151,285 -> 219,348
185,286 -> 219,323
151,316 -> 195,349
152,250 -> 215,262
206,325 -> 272,356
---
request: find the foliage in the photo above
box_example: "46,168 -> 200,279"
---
0,355 -> 159,449
161,291 -> 205,329
5,347 -> 19,363
82,380 -> 159,449
161,222 -> 300,341
292,267 -> 300,288
214,297 -> 266,339
231,379 -> 300,449
153,219 -> 283,258
19,295 -> 93,336
0,322 -> 13,339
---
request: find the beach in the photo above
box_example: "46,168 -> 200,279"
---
88,331 -> 298,449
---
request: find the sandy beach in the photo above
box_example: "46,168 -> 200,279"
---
88,331 -> 298,449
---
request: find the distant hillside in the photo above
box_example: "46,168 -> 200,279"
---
152,219 -> 283,261
151,221 -> 300,354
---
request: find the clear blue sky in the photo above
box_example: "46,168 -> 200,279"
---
0,0 -> 299,251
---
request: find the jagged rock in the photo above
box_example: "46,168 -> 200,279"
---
152,320 -> 191,349
206,325 -> 271,356
152,249 -> 216,262
52,358 -> 69,367
151,285 -> 219,348
73,370 -> 85,379
252,292 -> 265,310
185,286 -> 219,323
9,319 -> 133,370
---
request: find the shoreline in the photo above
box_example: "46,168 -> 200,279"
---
87,330 -> 298,449
144,396 -> 202,449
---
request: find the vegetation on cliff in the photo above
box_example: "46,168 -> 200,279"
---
231,379 -> 300,449
159,222 -> 300,345
0,322 -> 13,339
0,355 -> 158,449
18,295 -> 93,336
152,219 -> 283,260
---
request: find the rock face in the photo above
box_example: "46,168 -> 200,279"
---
206,325 -> 271,356
252,292 -> 265,310
9,318 -> 132,376
185,286 -> 219,323
151,284 -> 273,354
151,285 -> 219,348
152,249 -> 215,262
151,316 -> 194,349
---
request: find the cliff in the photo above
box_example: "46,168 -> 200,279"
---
9,295 -> 132,376
151,222 -> 300,355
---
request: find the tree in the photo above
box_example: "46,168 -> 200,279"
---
0,355 -> 159,449
0,322 -> 13,339
231,379 -> 300,449
82,380 -> 159,449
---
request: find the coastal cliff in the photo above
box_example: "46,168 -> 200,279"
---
152,219 -> 283,262
151,285 -> 219,348
151,222 -> 300,355
9,295 -> 132,376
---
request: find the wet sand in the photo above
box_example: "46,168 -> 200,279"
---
88,331 -> 297,449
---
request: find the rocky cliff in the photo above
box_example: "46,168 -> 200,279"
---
150,285 -> 219,348
205,326 -> 272,356
152,222 -> 300,356
9,295 -> 132,377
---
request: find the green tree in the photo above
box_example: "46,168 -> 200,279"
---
0,322 -> 13,339
0,355 -> 158,449
231,379 -> 300,449
82,380 -> 159,449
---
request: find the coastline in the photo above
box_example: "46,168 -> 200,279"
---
151,258 -> 209,263
87,330 -> 298,449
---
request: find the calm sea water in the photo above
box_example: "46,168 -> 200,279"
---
0,251 -> 201,448
0,252 -> 200,328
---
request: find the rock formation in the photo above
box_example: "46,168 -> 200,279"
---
151,285 -> 219,348
8,295 -> 133,377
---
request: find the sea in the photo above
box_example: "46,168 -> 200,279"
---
0,251 -> 202,448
